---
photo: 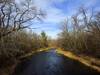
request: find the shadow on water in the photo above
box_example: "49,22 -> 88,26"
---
13,49 -> 100,75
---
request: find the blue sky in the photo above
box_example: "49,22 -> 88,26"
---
16,0 -> 100,39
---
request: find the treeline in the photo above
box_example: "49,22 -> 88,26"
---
57,7 -> 100,58
0,30 -> 48,68
0,0 -> 48,71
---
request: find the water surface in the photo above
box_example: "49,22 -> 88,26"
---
13,49 -> 100,75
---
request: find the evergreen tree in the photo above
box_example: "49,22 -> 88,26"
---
40,31 -> 48,48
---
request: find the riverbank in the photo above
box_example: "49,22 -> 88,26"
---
56,48 -> 100,72
19,47 -> 100,72
2,47 -> 99,75
13,49 -> 100,75
0,47 -> 52,75
19,47 -> 53,60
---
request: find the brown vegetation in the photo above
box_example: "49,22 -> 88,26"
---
57,7 -> 100,58
0,0 -> 47,74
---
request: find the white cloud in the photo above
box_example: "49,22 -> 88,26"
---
31,0 -> 67,38
85,0 -> 98,8
33,0 -> 65,8
33,0 -> 66,23
15,0 -> 67,23
45,8 -> 66,23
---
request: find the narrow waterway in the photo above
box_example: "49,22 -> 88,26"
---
13,49 -> 100,75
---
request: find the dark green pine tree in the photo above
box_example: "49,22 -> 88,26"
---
41,31 -> 48,48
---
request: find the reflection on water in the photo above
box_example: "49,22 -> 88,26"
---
13,49 -> 100,75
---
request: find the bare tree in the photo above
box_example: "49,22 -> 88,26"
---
0,0 -> 45,39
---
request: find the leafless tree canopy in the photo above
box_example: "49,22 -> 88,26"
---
0,0 -> 45,39
57,7 -> 100,57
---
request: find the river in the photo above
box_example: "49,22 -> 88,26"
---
13,49 -> 100,75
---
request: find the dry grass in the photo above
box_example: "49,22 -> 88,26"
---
19,47 -> 100,72
19,47 -> 52,59
56,48 -> 100,72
